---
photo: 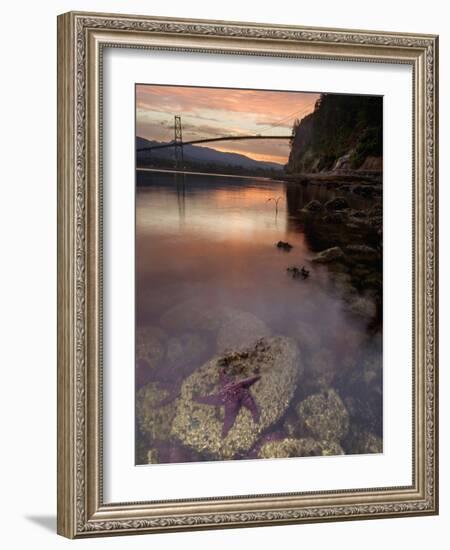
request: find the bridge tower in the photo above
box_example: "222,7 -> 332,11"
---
174,115 -> 184,170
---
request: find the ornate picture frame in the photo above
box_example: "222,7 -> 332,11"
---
57,11 -> 438,538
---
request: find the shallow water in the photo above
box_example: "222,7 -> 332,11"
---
135,169 -> 382,464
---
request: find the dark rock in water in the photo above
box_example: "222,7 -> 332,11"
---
276,240 -> 293,251
353,184 -> 376,197
345,244 -> 380,264
325,197 -> 349,211
303,199 -> 323,212
351,209 -> 368,219
324,212 -> 345,224
311,246 -> 345,263
287,266 -> 310,280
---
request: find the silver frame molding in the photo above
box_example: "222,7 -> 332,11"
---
57,11 -> 439,538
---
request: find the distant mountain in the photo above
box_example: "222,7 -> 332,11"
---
136,136 -> 283,172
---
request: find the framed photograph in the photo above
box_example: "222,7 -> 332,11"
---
57,11 -> 439,538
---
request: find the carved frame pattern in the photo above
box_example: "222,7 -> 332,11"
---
57,11 -> 438,538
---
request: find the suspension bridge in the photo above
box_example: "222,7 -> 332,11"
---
137,115 -> 293,169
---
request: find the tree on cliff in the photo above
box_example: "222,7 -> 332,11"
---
286,93 -> 382,173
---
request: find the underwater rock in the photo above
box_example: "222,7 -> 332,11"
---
135,325 -> 167,388
166,332 -> 209,372
311,246 -> 345,263
171,336 -> 301,460
344,294 -> 377,321
291,320 -> 322,354
136,381 -> 179,442
297,388 -> 349,443
146,441 -> 199,464
345,430 -> 383,455
216,310 -> 271,354
337,350 -> 383,437
325,197 -> 349,211
258,437 -> 344,458
160,298 -> 233,333
330,272 -> 355,295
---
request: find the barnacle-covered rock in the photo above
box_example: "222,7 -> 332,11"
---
171,336 -> 301,460
136,381 -> 178,442
258,437 -> 344,459
297,388 -> 349,442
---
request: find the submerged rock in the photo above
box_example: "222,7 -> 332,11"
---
337,350 -> 383,437
216,310 -> 271,354
344,294 -> 377,320
167,332 -> 209,371
171,336 -> 301,460
159,298 -> 231,332
258,437 -> 344,459
311,246 -> 345,263
291,320 -> 322,354
136,326 -> 167,388
136,381 -> 179,442
297,389 -> 349,442
345,430 -> 383,455
146,441 -> 200,464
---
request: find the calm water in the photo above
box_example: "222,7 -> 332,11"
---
136,169 -> 382,462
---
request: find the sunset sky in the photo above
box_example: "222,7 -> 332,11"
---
136,85 -> 320,165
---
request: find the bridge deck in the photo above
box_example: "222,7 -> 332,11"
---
137,135 -> 291,152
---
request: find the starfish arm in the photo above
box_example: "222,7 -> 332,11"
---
242,393 -> 260,424
194,393 -> 222,406
222,399 -> 240,438
240,375 -> 261,389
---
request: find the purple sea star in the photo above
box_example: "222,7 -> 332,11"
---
194,369 -> 261,437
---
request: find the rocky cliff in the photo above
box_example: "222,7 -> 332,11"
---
286,93 -> 382,174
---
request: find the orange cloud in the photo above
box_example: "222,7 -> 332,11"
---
136,84 -> 319,164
